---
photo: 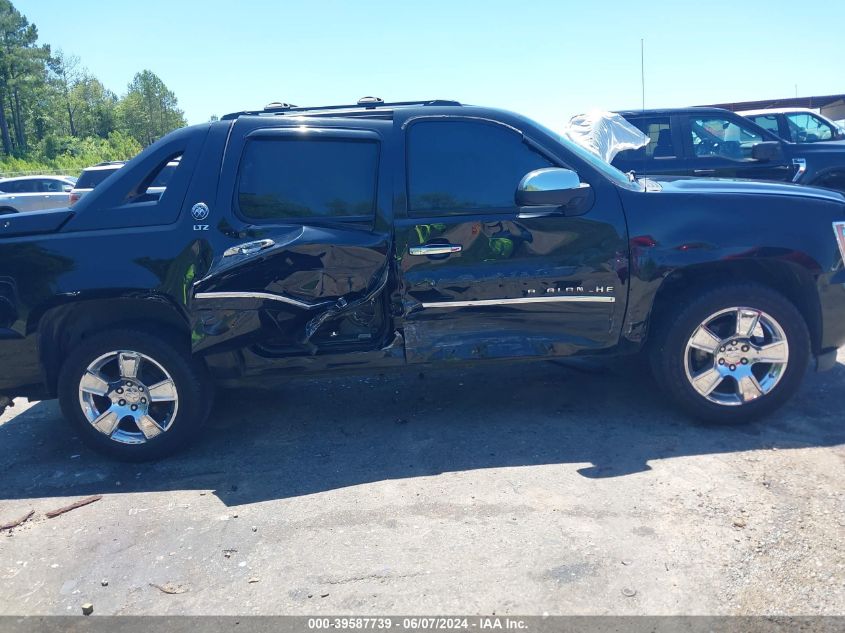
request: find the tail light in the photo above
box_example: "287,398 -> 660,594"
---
68,192 -> 80,206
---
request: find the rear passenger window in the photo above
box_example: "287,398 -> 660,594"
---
749,115 -> 780,136
407,120 -> 554,215
237,139 -> 379,221
0,180 -> 21,193
2,180 -> 35,193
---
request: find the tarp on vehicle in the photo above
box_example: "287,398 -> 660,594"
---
562,111 -> 650,163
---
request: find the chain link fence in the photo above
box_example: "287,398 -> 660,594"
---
0,168 -> 79,178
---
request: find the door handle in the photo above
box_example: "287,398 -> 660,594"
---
518,208 -> 564,219
223,238 -> 276,257
693,169 -> 716,175
409,244 -> 462,256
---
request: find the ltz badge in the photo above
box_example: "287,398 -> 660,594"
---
191,202 -> 210,231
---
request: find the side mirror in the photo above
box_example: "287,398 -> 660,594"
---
515,168 -> 593,214
752,141 -> 783,162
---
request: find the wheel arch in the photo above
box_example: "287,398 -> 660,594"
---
646,259 -> 822,355
37,295 -> 192,397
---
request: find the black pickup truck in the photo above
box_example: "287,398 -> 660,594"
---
1,98 -> 844,459
613,107 -> 845,192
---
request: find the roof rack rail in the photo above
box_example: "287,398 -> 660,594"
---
221,98 -> 461,120
263,102 -> 297,112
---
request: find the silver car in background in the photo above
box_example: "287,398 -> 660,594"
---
0,175 -> 77,215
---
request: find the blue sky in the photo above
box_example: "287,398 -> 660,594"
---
17,0 -> 845,130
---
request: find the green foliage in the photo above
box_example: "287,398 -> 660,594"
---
118,70 -> 186,146
0,131 -> 142,176
0,1 -> 186,175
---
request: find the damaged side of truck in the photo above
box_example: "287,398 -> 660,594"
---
2,100 -> 844,459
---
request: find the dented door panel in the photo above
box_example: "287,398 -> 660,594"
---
191,225 -> 390,353
395,211 -> 628,363
190,119 -> 396,363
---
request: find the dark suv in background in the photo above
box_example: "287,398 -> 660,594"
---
68,161 -> 125,205
613,107 -> 845,192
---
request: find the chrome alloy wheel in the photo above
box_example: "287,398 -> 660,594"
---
78,350 -> 179,444
684,307 -> 789,407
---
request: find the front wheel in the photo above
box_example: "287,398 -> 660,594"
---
650,284 -> 810,422
58,329 -> 212,460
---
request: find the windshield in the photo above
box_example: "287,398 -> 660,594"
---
526,118 -> 641,190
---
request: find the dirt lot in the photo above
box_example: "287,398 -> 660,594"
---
0,351 -> 843,616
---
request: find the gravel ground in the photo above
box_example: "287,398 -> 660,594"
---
0,350 -> 843,616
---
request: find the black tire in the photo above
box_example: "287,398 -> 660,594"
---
649,283 -> 810,423
58,328 -> 213,460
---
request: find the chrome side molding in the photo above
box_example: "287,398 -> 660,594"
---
421,296 -> 615,308
194,291 -> 330,310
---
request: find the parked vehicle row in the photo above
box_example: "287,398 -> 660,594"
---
3,106 -> 841,219
0,175 -> 76,215
739,108 -> 845,144
0,158 -> 180,214
1,97 -> 843,461
612,107 -> 845,192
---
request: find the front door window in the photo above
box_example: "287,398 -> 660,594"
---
785,112 -> 835,142
690,117 -> 763,161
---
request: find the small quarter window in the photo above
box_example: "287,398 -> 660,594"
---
127,155 -> 182,203
237,138 -> 379,221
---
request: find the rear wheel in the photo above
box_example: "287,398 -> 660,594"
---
650,284 -> 810,422
58,329 -> 212,460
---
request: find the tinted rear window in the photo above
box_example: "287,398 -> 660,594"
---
0,179 -> 39,193
237,138 -> 379,220
0,180 -> 23,193
76,167 -> 121,189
